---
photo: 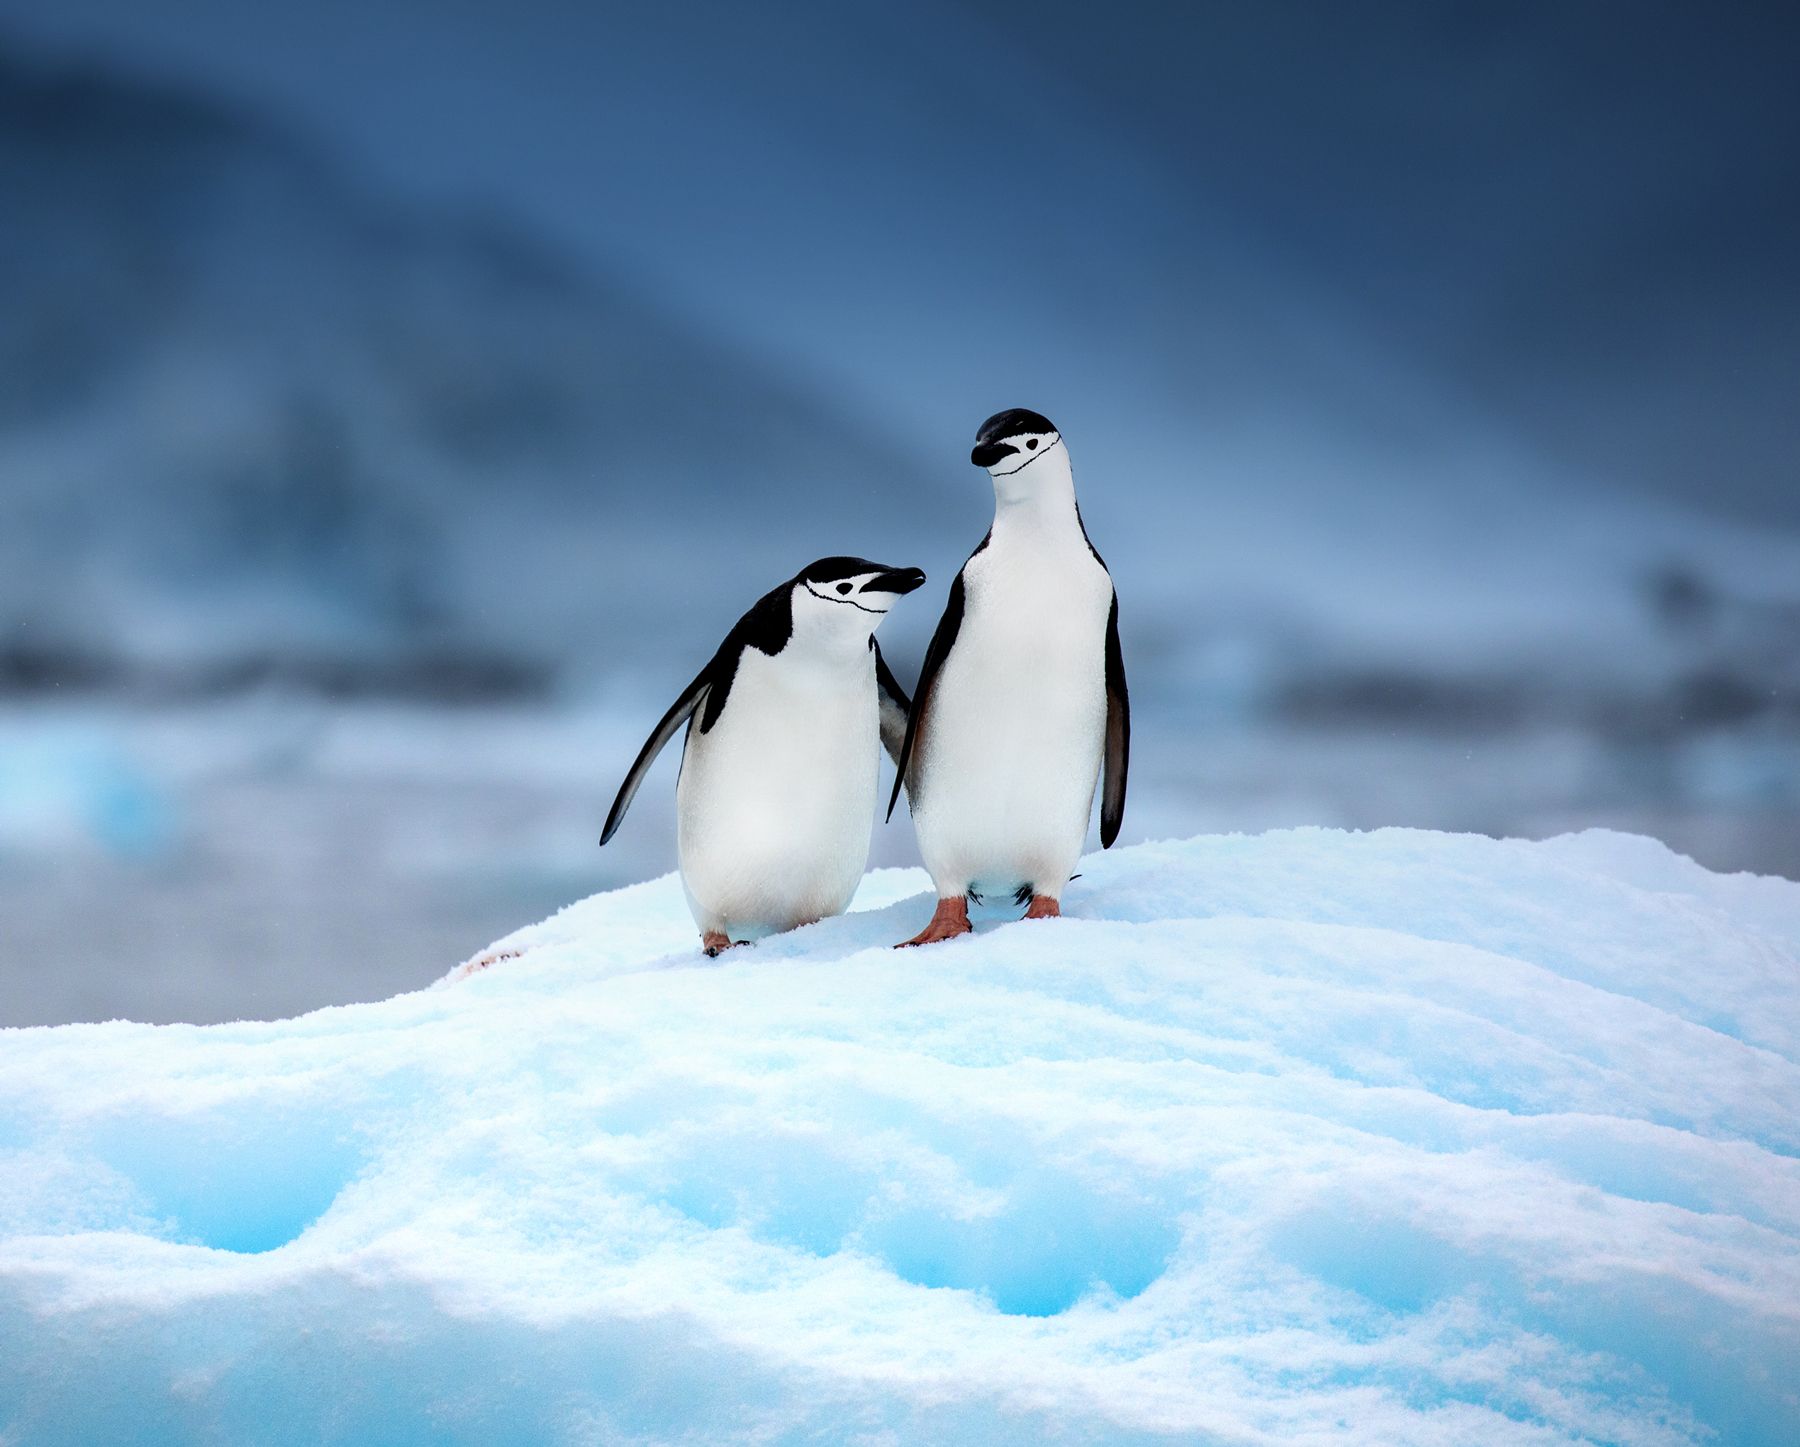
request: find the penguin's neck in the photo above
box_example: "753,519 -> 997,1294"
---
989,444 -> 1081,542
789,598 -> 883,673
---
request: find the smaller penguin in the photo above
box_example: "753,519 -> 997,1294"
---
601,557 -> 926,956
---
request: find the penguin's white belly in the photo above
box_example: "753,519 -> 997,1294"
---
912,556 -> 1110,898
676,652 -> 877,937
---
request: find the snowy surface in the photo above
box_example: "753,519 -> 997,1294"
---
4,828 -> 1800,1445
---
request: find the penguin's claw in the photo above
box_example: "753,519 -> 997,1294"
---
701,932 -> 743,958
896,896 -> 973,948
1021,895 -> 1061,921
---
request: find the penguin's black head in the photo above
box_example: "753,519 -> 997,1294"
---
971,408 -> 1061,472
792,557 -> 927,629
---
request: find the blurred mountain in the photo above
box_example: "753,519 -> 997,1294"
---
2,25 -> 1797,721
0,48 -> 939,697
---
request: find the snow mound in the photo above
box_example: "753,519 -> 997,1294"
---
3,829 -> 1798,1445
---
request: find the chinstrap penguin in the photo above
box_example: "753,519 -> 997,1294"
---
602,557 -> 926,956
888,409 -> 1129,945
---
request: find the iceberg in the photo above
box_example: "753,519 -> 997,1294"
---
3,828 -> 1798,1444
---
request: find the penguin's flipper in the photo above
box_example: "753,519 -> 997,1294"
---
1099,590 -> 1130,848
886,568 -> 969,820
872,638 -> 913,768
600,669 -> 711,846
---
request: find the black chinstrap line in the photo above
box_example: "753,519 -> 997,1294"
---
988,434 -> 1064,478
802,582 -> 890,615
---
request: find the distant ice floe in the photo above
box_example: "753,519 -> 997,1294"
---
3,829 -> 1798,1445
0,726 -> 175,860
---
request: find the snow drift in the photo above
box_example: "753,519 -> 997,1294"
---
3,828 -> 1799,1445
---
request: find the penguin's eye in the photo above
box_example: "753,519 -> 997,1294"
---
836,582 -> 853,595
1026,438 -> 1039,450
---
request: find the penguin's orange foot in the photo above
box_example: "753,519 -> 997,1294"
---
1022,895 -> 1061,921
896,896 -> 972,947
701,932 -> 744,958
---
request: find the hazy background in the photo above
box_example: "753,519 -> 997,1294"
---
2,1 -> 1797,1026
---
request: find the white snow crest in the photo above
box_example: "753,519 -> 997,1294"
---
3,828 -> 1799,1445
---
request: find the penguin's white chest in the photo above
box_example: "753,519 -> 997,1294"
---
676,646 -> 879,936
911,535 -> 1113,897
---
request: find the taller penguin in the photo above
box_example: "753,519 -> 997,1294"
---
888,409 -> 1129,945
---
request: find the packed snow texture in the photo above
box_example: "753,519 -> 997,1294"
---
3,828 -> 1799,1445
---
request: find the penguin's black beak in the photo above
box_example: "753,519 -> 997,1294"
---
865,566 -> 927,596
971,440 -> 1018,468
